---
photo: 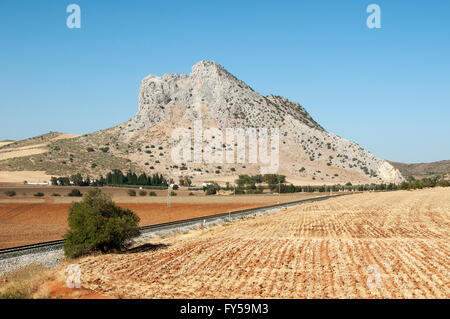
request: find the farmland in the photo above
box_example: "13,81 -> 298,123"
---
0,185 -> 324,249
51,187 -> 450,299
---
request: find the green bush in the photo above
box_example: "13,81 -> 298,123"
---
170,190 -> 177,196
127,189 -> 136,196
33,192 -> 44,197
204,184 -> 218,195
51,193 -> 61,197
149,191 -> 157,196
188,192 -> 194,196
4,191 -> 16,197
139,190 -> 147,196
68,189 -> 82,197
64,188 -> 140,258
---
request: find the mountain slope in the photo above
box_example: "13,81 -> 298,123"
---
389,160 -> 450,180
0,61 -> 403,184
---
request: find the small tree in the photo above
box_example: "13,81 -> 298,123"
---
204,184 -> 218,195
4,191 -> 16,197
64,188 -> 140,258
127,189 -> 136,196
68,189 -> 82,197
50,177 -> 58,185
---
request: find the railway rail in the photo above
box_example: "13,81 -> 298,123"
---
0,193 -> 349,260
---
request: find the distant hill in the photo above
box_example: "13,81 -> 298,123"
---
0,140 -> 15,147
389,160 -> 450,180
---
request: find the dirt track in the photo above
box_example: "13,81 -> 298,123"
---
65,188 -> 449,298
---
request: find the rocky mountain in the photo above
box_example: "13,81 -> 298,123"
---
0,61 -> 404,184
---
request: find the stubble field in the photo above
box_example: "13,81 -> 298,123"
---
63,188 -> 449,299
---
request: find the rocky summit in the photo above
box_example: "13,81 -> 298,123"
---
115,60 -> 403,184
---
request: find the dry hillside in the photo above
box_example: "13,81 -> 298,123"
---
389,160 -> 450,180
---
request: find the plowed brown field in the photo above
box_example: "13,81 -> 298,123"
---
0,193 -> 323,249
68,188 -> 449,298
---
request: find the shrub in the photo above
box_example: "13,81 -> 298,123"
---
68,189 -> 82,197
170,190 -> 177,196
188,192 -> 194,196
127,189 -> 136,196
64,188 -> 140,258
204,184 -> 218,195
139,190 -> 147,196
149,191 -> 157,196
91,163 -> 97,168
33,192 -> 44,197
51,193 -> 61,197
86,147 -> 94,152
4,191 -> 16,197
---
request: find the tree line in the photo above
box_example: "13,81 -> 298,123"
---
51,170 -> 168,187
203,174 -> 450,195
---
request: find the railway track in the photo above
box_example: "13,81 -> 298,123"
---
0,193 -> 348,260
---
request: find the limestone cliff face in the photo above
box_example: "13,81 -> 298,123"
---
120,60 -> 403,184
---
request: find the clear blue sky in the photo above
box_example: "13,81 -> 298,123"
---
0,0 -> 449,163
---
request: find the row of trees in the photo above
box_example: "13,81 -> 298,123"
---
276,178 -> 449,193
235,174 -> 286,189
202,175 -> 450,195
51,170 -> 168,187
105,170 -> 167,186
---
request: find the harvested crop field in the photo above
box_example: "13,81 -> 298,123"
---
62,188 -> 449,299
0,192 -> 323,249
